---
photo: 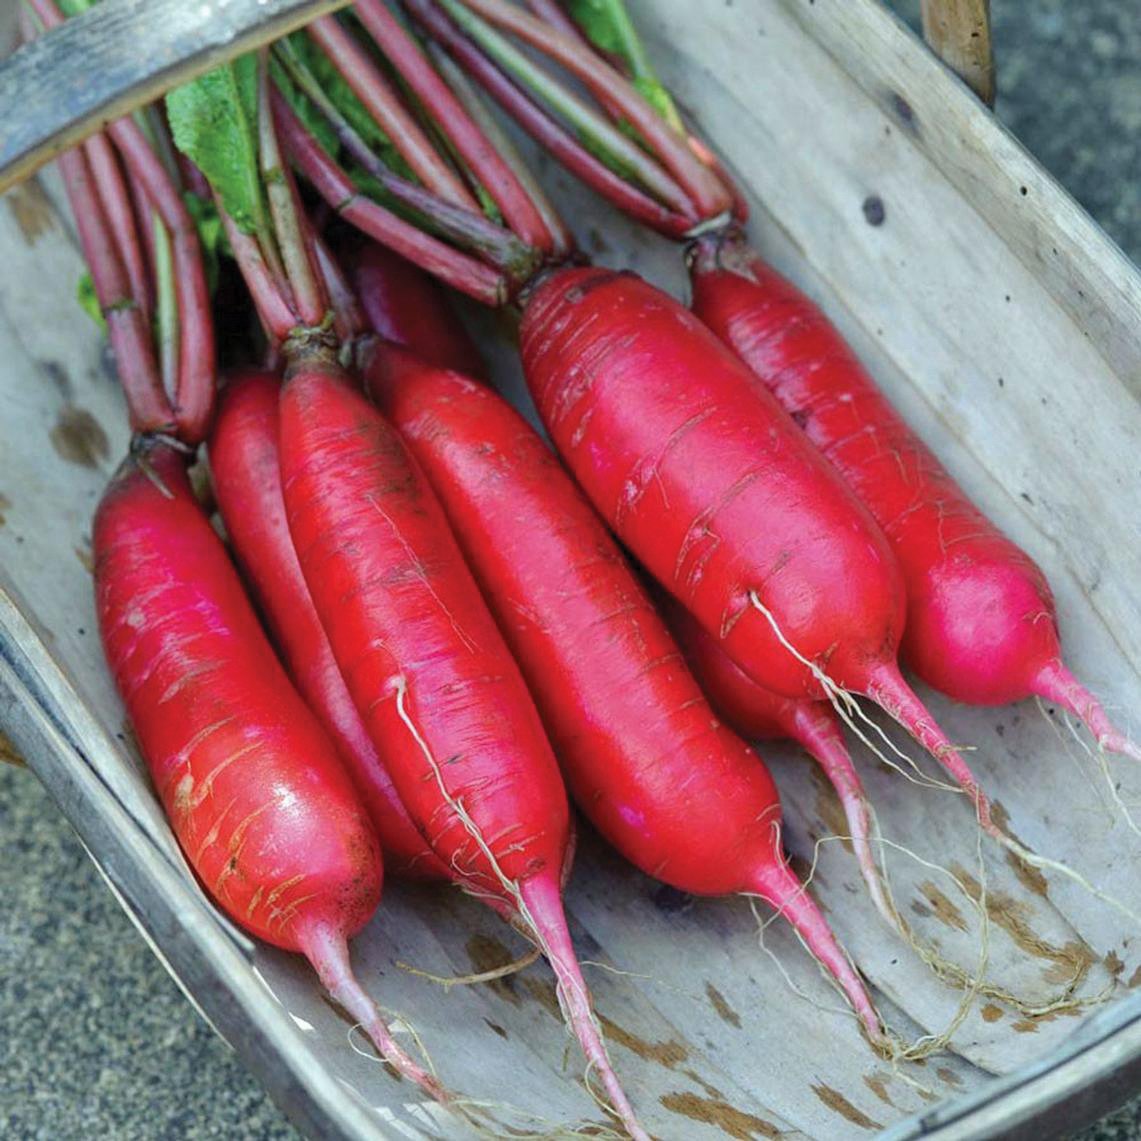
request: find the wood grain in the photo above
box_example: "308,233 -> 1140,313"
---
0,0 -> 350,195
921,0 -> 995,105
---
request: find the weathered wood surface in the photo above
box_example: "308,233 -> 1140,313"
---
1,1 -> 1138,1138
0,0 -> 350,194
921,0 -> 994,105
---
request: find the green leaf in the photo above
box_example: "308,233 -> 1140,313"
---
57,0 -> 97,15
565,0 -> 684,133
76,272 -> 106,331
565,0 -> 625,56
166,55 -> 267,236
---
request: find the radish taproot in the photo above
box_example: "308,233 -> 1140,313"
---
209,370 -> 446,879
663,599 -> 891,925
277,345 -> 647,1139
94,442 -> 443,1099
689,232 -> 1140,761
364,343 -> 885,1044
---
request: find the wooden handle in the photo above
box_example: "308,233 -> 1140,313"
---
920,0 -> 995,106
0,0 -> 351,196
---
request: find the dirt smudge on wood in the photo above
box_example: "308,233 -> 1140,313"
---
915,880 -> 968,931
950,862 -> 1094,989
992,802 -> 1050,898
0,491 -> 10,528
50,405 -> 110,469
863,1072 -> 895,1107
0,730 -> 26,768
937,1067 -> 964,1087
981,1003 -> 1005,1023
1128,965 -> 1141,989
595,1012 -> 688,1067
523,976 -> 562,1020
74,541 -> 95,575
7,180 -> 56,244
660,1092 -> 779,1139
1105,950 -> 1125,978
705,982 -> 742,1029
811,1084 -> 881,1130
681,1067 -> 724,1099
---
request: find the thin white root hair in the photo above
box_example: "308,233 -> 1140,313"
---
1053,701 -> 1141,843
392,675 -> 534,925
347,1011 -> 440,1084
396,948 -> 543,989
747,592 -> 957,794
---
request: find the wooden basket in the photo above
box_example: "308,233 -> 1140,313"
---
1,2 -> 1139,1137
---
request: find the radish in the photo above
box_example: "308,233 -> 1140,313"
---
364,343 -> 885,1044
94,441 -> 443,1099
689,232 -> 1140,761
519,266 -> 999,831
344,241 -> 485,377
209,370 -> 446,879
278,345 -> 647,1139
663,599 -> 891,925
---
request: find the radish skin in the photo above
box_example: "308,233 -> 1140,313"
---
664,602 -> 891,925
366,347 -> 884,1043
208,371 -> 446,879
519,266 -> 997,830
277,349 -> 646,1139
689,235 -> 1140,762
345,241 -> 486,378
94,442 -> 443,1099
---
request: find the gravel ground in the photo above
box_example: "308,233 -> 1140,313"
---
2,3 -> 1138,1139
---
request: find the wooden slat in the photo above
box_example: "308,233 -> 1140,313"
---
0,0 -> 350,195
921,0 -> 995,106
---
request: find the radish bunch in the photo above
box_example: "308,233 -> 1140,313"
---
34,1 -> 1138,1136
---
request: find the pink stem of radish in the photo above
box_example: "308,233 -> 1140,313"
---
312,233 -> 365,344
451,0 -> 731,221
308,15 -> 477,211
1033,659 -> 1141,763
219,209 -> 299,345
409,0 -> 691,238
106,115 -> 216,444
788,704 -> 894,927
85,132 -> 153,326
275,91 -> 508,306
295,920 -> 448,1104
865,664 -> 998,837
517,874 -> 648,1141
354,0 -> 555,252
58,145 -> 172,435
751,857 -> 885,1048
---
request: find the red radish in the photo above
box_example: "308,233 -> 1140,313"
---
519,266 -> 997,828
277,347 -> 646,1139
364,345 -> 885,1044
345,241 -> 485,377
208,370 -> 446,879
689,233 -> 1140,762
94,442 -> 442,1099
